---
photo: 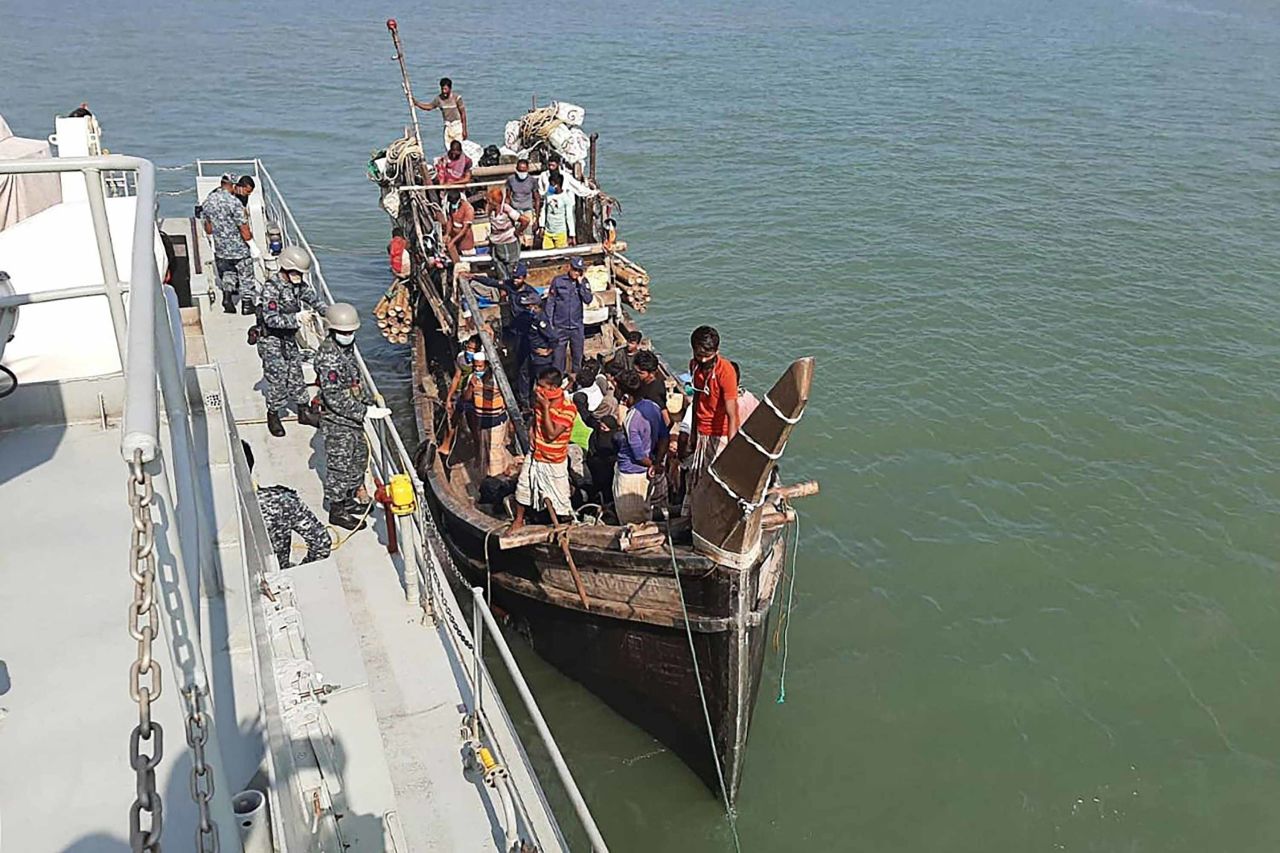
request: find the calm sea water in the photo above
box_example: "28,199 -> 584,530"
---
6,0 -> 1280,848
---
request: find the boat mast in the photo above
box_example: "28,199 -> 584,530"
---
387,19 -> 425,167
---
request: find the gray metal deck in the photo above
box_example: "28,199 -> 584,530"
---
0,152 -> 594,853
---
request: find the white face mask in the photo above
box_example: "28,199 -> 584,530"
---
515,171 -> 528,180
287,271 -> 304,285
334,331 -> 355,346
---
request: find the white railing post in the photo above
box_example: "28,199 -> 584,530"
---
469,588 -> 610,852
82,165 -> 128,360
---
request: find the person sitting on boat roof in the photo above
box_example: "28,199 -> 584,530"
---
257,246 -> 326,438
536,151 -> 598,201
613,369 -> 667,524
242,440 -> 331,568
682,325 -> 739,513
444,189 -> 476,262
538,172 -> 575,249
546,256 -> 594,375
505,157 -> 540,248
460,349 -> 513,478
510,367 -> 578,532
414,76 -> 468,149
608,330 -> 644,374
436,139 -> 473,185
485,185 -> 526,282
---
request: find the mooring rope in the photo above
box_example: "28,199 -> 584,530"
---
663,511 -> 742,853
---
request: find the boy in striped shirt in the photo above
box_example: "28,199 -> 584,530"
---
511,367 -> 578,530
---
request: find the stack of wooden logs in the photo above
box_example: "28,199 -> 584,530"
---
374,280 -> 413,344
610,254 -> 651,312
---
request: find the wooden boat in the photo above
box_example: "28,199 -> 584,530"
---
369,51 -> 815,802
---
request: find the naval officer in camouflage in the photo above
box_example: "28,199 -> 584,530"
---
201,173 -> 257,314
258,246 -> 326,437
242,441 -> 331,567
315,303 -> 391,530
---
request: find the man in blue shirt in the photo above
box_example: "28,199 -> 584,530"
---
612,370 -> 668,524
512,289 -> 558,409
545,256 -> 594,375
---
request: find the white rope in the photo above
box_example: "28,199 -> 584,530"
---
664,512 -> 742,853
707,465 -> 768,515
739,428 -> 787,461
762,394 -> 803,424
776,509 -> 801,704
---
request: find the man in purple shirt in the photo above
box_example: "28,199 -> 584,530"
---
613,370 -> 667,523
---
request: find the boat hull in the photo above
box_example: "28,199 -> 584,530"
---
427,475 -> 786,802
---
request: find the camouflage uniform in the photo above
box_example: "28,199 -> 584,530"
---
201,186 -> 256,303
314,337 -> 372,505
257,272 -> 325,414
258,484 -> 331,567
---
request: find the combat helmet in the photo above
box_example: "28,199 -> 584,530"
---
277,245 -> 312,273
326,302 -> 361,332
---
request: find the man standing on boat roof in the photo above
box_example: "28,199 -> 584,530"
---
202,172 -> 258,315
257,246 -> 325,437
546,256 -> 593,376
414,76 -> 467,149
314,303 -> 391,531
683,325 -> 739,512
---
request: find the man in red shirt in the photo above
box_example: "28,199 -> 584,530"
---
683,325 -> 739,511
511,367 -> 578,531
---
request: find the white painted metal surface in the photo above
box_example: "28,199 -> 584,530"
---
0,126 -> 601,852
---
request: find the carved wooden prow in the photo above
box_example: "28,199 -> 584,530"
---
691,357 -> 814,568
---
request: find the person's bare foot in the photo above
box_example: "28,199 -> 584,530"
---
508,519 -> 524,533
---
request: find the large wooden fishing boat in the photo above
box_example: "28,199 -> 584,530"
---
369,21 -> 816,805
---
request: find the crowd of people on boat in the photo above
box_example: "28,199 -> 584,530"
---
397,76 -> 758,532
437,260 -> 751,531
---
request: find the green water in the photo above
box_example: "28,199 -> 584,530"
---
5,0 -> 1280,848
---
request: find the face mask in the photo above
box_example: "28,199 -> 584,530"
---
334,331 -> 355,346
464,351 -> 476,364
287,271 -> 304,285
546,186 -> 558,196
515,171 -> 528,180
474,367 -> 487,377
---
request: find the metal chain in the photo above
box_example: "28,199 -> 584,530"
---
184,685 -> 220,852
415,507 -> 475,652
127,449 -> 164,853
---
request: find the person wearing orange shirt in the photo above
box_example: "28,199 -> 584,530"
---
511,367 -> 578,530
683,325 -> 739,510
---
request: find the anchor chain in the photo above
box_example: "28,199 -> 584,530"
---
184,685 -> 220,852
127,449 -> 164,853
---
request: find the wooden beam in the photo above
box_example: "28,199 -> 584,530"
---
770,481 -> 819,501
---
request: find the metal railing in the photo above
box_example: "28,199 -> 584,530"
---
250,159 -> 608,851
0,155 -> 239,848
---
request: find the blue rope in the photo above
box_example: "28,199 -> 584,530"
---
776,511 -> 801,704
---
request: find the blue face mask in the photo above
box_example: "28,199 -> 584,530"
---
546,185 -> 558,196
464,351 -> 476,364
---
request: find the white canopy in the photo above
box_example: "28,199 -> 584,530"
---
0,114 -> 62,231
